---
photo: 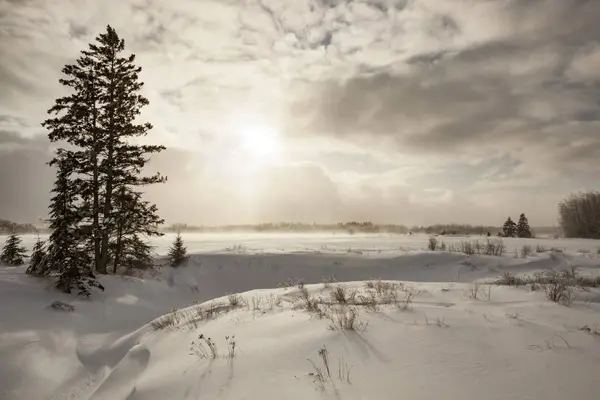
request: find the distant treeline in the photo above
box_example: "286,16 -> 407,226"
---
0,219 -> 40,234
1,218 -> 559,237
164,222 -> 534,236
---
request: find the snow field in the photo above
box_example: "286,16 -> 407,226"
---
0,234 -> 599,399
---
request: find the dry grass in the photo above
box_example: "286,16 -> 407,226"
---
330,285 -> 357,304
328,306 -> 368,331
495,269 -> 594,306
189,333 -> 219,359
444,239 -> 505,256
529,335 -> 571,351
580,325 -> 600,336
307,345 -> 352,391
189,334 -> 237,360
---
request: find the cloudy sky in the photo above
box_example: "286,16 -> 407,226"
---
1,0 -> 599,226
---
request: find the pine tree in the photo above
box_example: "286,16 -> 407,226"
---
1,232 -> 27,265
517,213 -> 532,238
42,25 -> 165,293
26,236 -> 47,276
168,233 -> 188,267
502,217 -> 517,238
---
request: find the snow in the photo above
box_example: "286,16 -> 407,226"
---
1,233 -> 599,399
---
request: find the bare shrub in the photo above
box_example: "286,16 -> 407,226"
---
536,245 -> 548,253
151,310 -> 179,330
268,294 -> 282,309
398,291 -> 414,310
480,285 -> 492,301
374,280 -> 395,295
542,277 -> 575,306
228,293 -> 244,308
297,285 -> 327,317
520,245 -> 534,258
468,283 -> 480,300
439,241 -> 447,251
576,274 -> 600,288
460,241 -> 475,256
496,272 -> 525,287
251,295 -> 264,310
355,291 -> 379,312
278,277 -> 305,288
484,239 -> 505,256
328,307 -> 368,331
428,237 -> 438,251
330,285 -> 357,304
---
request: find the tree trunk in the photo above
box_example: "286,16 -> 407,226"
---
98,142 -> 114,274
97,51 -> 117,274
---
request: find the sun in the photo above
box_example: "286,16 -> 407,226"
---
239,124 -> 281,160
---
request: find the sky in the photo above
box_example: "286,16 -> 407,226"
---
1,0 -> 599,227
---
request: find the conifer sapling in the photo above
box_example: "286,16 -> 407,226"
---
1,232 -> 28,265
168,233 -> 188,267
26,236 -> 47,275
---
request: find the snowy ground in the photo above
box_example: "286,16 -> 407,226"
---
1,233 -> 599,399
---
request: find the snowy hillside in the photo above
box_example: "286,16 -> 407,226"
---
1,234 -> 599,399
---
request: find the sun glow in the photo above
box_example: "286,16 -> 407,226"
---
239,124 -> 281,161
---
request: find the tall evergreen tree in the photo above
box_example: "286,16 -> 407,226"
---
1,232 -> 27,265
26,236 -> 47,276
502,217 -> 517,238
517,213 -> 532,238
168,233 -> 188,267
42,25 -> 165,294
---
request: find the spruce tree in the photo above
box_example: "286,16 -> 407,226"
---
168,233 -> 188,267
26,236 -> 47,276
42,25 -> 165,293
1,232 -> 27,265
502,217 -> 517,238
517,213 -> 532,238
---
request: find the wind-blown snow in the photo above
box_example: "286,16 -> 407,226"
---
0,233 -> 599,399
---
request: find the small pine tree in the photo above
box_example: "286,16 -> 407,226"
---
517,213 -> 532,238
26,236 -> 47,276
1,232 -> 28,265
168,233 -> 188,267
502,217 -> 517,238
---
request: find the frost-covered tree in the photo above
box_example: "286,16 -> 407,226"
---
26,236 -> 47,276
168,233 -> 188,267
502,217 -> 517,238
517,213 -> 532,238
42,25 -> 165,294
1,232 -> 27,265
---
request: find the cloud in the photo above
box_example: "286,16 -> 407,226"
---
0,0 -> 599,225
